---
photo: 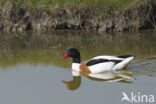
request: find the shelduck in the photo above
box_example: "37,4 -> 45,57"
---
62,48 -> 135,73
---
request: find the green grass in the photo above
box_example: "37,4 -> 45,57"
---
0,0 -> 145,16
0,0 -> 134,7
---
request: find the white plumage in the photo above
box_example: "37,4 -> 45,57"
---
89,61 -> 115,73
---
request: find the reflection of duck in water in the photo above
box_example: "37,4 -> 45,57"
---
62,48 -> 135,73
86,70 -> 134,83
62,71 -> 81,91
62,70 -> 134,90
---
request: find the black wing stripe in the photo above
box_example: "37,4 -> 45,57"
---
111,60 -> 122,64
117,55 -> 134,58
86,59 -> 110,66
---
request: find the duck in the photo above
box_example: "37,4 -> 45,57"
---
62,48 -> 135,73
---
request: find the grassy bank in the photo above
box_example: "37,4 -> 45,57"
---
0,0 -> 134,6
0,0 -> 155,31
0,0 -> 142,15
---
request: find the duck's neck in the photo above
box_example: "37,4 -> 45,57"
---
72,57 -> 81,71
73,57 -> 81,63
72,63 -> 80,72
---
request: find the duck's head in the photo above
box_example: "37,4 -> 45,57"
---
62,48 -> 81,63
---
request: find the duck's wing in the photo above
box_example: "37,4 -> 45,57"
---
88,55 -> 135,72
92,56 -> 124,60
86,59 -> 111,66
89,56 -> 124,66
92,55 -> 135,60
88,55 -> 135,67
80,55 -> 135,73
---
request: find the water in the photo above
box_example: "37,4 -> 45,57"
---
0,30 -> 156,104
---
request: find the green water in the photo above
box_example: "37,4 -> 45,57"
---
0,30 -> 156,104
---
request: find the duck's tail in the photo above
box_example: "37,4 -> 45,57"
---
112,56 -> 135,70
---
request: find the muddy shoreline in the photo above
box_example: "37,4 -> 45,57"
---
0,1 -> 156,32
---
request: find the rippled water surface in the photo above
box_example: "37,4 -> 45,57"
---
0,30 -> 156,104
